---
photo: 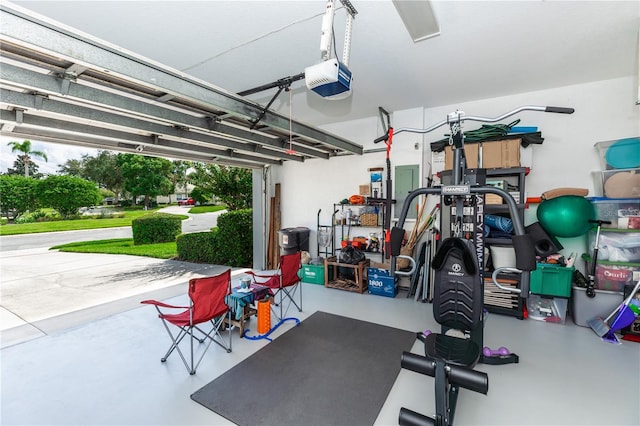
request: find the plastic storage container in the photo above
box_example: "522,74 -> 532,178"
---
587,228 -> 640,263
594,137 -> 640,170
300,264 -> 325,285
527,294 -> 568,324
571,286 -> 624,327
592,168 -> 640,198
588,197 -> 640,229
530,264 -> 574,297
278,227 -> 310,254
582,254 -> 640,292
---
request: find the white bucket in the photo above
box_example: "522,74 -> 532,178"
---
490,245 -> 516,269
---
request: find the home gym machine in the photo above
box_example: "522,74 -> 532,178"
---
374,105 -> 575,426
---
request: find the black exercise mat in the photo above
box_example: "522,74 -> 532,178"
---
191,311 -> 415,426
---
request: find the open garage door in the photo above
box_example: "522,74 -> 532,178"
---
0,3 -> 363,169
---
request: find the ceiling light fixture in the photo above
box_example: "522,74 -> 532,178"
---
392,0 -> 440,43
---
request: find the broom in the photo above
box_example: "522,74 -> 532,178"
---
588,273 -> 640,341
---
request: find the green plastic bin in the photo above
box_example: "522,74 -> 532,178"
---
530,264 -> 574,298
301,264 -> 325,285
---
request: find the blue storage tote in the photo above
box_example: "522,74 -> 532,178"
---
530,264 -> 574,297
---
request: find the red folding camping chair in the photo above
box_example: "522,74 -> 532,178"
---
141,269 -> 232,375
246,251 -> 303,320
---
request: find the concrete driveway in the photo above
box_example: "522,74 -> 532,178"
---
0,206 -> 246,348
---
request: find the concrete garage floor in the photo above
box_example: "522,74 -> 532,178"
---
1,240 -> 639,424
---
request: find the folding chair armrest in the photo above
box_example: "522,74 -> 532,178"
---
246,270 -> 280,282
141,300 -> 189,310
246,270 -> 273,279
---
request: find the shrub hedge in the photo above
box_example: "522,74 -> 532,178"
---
176,209 -> 253,267
176,229 -> 220,264
132,212 -> 182,245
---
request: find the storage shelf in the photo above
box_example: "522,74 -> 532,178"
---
333,202 -> 386,258
441,167 -> 528,319
484,273 -> 525,320
324,257 -> 370,294
485,237 -> 513,245
486,204 -> 527,213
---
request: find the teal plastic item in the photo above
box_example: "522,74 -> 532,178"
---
537,195 -> 595,238
508,126 -> 538,134
530,264 -> 574,297
605,137 -> 640,169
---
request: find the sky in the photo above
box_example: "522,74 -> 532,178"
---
1,135 -> 99,175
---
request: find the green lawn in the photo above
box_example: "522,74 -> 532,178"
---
1,204 -> 227,258
0,209 -> 189,236
52,238 -> 177,259
186,205 -> 227,214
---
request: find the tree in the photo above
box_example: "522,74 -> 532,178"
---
170,160 -> 192,194
117,153 -> 174,209
189,186 -> 213,205
7,156 -> 44,179
58,151 -> 126,200
7,140 -> 48,177
0,175 -> 40,218
37,175 -> 101,218
84,151 -> 124,199
57,158 -> 85,177
190,163 -> 251,210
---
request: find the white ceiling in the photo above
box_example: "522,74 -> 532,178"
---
9,0 -> 640,128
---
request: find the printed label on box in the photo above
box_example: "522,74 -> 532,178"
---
368,268 -> 397,297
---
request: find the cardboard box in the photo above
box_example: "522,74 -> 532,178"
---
359,184 -> 371,196
444,143 -> 479,170
481,139 -> 521,169
368,267 -> 398,297
485,194 -> 503,204
443,139 -> 521,170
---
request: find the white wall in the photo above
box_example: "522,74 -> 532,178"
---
424,76 -> 640,197
271,76 -> 639,267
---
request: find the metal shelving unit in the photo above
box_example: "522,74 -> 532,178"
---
439,167 -> 528,319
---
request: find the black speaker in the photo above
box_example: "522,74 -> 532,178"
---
525,222 -> 563,258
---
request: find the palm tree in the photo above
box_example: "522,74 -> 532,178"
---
7,139 -> 48,177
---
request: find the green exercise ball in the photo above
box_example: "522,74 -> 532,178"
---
536,195 -> 595,238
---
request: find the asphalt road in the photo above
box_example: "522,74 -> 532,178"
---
0,206 -> 225,252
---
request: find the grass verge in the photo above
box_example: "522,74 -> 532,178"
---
0,209 -> 188,236
52,238 -> 177,259
186,205 -> 227,214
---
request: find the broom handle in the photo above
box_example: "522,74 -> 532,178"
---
605,279 -> 640,323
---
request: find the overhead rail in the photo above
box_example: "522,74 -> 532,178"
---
0,2 -> 363,168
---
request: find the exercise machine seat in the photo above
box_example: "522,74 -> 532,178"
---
424,333 -> 480,367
